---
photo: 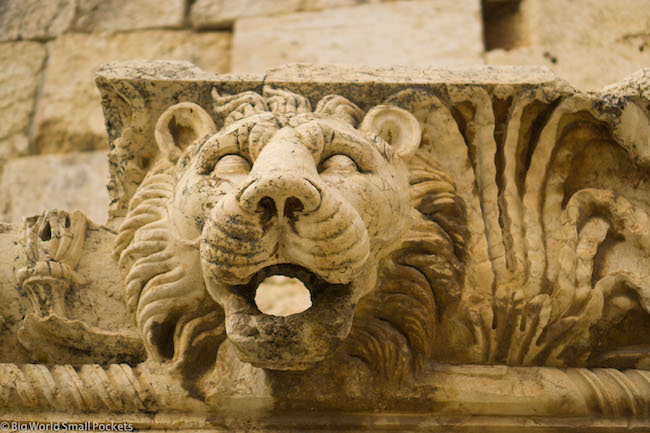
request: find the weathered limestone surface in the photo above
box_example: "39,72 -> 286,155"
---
0,0 -> 187,39
521,0 -> 650,47
0,219 -> 131,365
190,0 -> 411,29
302,0 -> 402,11
486,44 -> 650,91
73,0 -> 186,32
0,0 -> 76,41
1,62 -> 650,431
485,0 -> 650,90
0,41 -> 46,161
0,223 -> 29,364
0,151 -> 109,224
190,0 -> 303,29
232,1 -> 483,72
33,31 -> 231,154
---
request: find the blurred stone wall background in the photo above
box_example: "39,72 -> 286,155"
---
0,0 -> 648,225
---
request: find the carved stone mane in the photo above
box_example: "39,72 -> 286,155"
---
113,85 -> 467,383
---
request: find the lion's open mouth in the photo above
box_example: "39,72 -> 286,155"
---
230,264 -> 348,316
219,263 -> 357,370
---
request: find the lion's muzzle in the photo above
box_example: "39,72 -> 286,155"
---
200,129 -> 372,370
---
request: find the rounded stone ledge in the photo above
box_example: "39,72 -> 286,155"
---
0,363 -> 649,420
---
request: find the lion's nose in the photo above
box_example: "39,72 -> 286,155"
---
239,175 -> 321,220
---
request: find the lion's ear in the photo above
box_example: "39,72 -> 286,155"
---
155,102 -> 216,162
360,105 -> 421,161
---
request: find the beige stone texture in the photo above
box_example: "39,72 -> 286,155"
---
231,0 -> 484,72
190,0 -> 409,28
302,0 -> 399,11
190,0 -> 303,29
2,63 -> 650,430
73,0 -> 186,32
0,0 -> 76,41
0,222 -> 29,364
485,0 -> 650,90
0,41 -> 46,160
520,0 -> 650,47
33,31 -> 231,154
0,151 -> 109,224
486,43 -> 649,90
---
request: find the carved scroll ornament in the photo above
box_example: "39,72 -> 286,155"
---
2,63 -> 650,431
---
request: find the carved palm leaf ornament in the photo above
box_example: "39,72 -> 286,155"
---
1,62 -> 650,430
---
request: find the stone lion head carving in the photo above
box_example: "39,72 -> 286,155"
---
114,86 -> 466,381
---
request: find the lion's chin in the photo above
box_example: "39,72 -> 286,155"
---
213,264 -> 357,371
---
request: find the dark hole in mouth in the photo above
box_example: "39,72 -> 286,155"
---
232,264 -> 348,305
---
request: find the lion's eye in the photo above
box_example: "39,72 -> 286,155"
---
212,154 -> 251,175
319,154 -> 358,173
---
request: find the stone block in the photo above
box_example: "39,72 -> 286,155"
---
521,0 -> 650,47
486,43 -> 650,91
301,0 -> 393,11
190,0 -> 302,29
0,42 -> 46,160
0,151 -> 109,224
232,0 -> 484,72
0,0 -> 75,41
33,31 -> 230,154
73,0 -> 185,32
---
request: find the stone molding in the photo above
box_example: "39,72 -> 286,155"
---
1,363 -> 649,417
